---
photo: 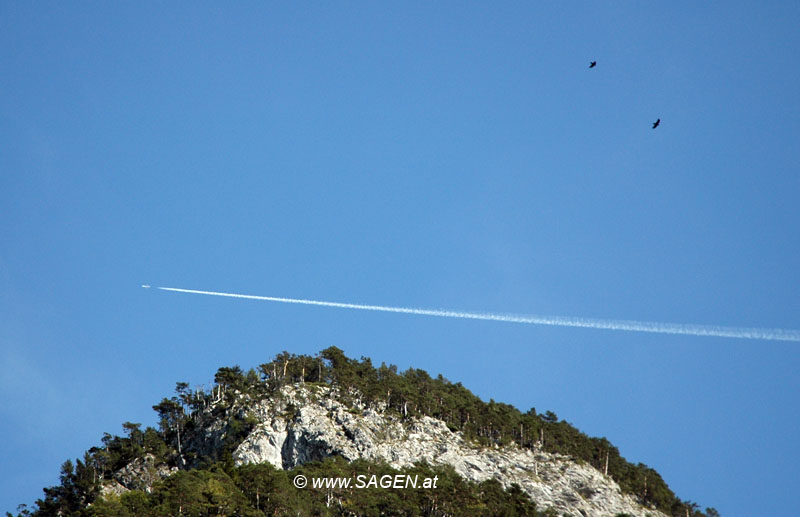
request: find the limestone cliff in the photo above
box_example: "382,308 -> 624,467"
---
161,384 -> 665,517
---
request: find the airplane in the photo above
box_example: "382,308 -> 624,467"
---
589,61 -> 597,68
652,118 -> 660,129
141,284 -> 151,289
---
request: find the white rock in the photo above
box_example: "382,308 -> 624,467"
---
227,385 -> 665,517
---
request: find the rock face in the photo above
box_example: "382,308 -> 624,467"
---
223,385 -> 665,517
100,453 -> 177,497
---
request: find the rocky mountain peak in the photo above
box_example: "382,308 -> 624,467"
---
172,383 -> 665,517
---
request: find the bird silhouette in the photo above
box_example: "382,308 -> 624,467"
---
652,118 -> 660,129
589,61 -> 597,68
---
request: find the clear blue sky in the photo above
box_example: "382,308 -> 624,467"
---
2,3 -> 799,515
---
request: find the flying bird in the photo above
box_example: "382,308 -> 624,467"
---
652,118 -> 660,129
589,61 -> 597,68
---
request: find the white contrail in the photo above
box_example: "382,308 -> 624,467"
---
153,286 -> 800,342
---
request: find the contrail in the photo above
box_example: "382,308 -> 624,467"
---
152,286 -> 800,342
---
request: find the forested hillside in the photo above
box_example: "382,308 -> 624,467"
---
11,347 -> 718,517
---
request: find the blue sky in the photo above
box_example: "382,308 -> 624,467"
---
2,2 -> 799,515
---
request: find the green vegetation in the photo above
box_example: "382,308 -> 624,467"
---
85,458 -> 549,517
10,347 -> 718,517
